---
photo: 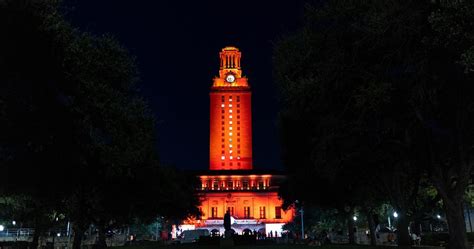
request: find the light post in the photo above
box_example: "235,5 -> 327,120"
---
295,200 -> 304,240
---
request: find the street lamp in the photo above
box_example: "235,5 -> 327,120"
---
0,225 -> 4,232
12,221 -> 16,226
393,212 -> 398,218
436,214 -> 441,219
353,216 -> 358,221
295,200 -> 304,240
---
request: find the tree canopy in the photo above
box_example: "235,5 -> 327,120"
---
274,0 -> 474,248
0,1 -> 199,248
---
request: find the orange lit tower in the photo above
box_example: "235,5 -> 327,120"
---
179,47 -> 294,238
210,47 -> 252,170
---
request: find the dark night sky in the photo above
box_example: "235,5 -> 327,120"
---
66,0 -> 305,170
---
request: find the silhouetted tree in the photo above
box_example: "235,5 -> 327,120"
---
0,1 -> 199,249
274,0 -> 474,248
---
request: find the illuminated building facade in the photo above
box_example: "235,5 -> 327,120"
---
182,47 -> 294,236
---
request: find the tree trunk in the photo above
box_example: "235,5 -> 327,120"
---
366,210 -> 377,246
396,212 -> 410,246
444,196 -> 469,249
347,213 -> 355,244
95,224 -> 107,249
32,217 -> 42,249
31,228 -> 41,249
72,224 -> 84,249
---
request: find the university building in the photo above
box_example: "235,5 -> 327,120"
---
181,47 -> 294,236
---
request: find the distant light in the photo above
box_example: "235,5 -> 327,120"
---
393,212 -> 398,218
0,225 -> 4,231
57,233 -> 61,237
55,217 -> 59,221
437,214 -> 441,219
353,216 -> 358,221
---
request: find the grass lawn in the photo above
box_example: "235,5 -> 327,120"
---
111,244 -> 430,249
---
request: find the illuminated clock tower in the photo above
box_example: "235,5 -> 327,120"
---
209,47 -> 252,170
178,47 -> 294,237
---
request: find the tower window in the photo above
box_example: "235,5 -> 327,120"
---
227,207 -> 234,215
221,96 -> 225,102
229,115 -> 232,119
237,110 -> 240,113
229,104 -> 232,107
244,207 -> 251,218
221,156 -> 225,160
222,110 -> 225,114
237,104 -> 240,108
229,132 -> 232,136
237,115 -> 240,119
259,207 -> 266,219
275,207 -> 282,219
229,110 -> 233,113
221,104 -> 225,108
229,121 -> 233,124
211,207 -> 218,218
221,133 -> 225,136
229,127 -> 233,130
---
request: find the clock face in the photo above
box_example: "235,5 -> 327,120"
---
226,74 -> 235,83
